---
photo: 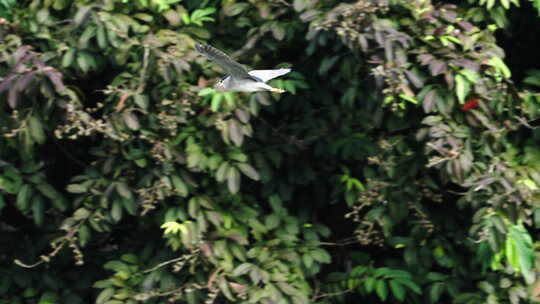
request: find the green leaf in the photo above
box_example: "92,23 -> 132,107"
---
116,182 -> 132,199
237,163 -> 260,181
216,162 -> 230,182
430,282 -> 445,303
198,87 -> 215,96
311,248 -> 331,263
232,263 -> 253,276
96,288 -> 114,304
32,196 -> 45,226
16,184 -> 32,211
395,278 -> 422,294
389,280 -> 406,302
171,175 -> 188,197
67,184 -> 87,193
302,253 -> 313,268
229,119 -> 244,146
103,260 -> 129,272
399,94 -> 418,104
122,111 -> 140,130
211,93 -> 223,112
74,5 -> 93,26
218,277 -> 234,300
489,57 -> 511,78
36,183 -> 67,211
121,198 -> 137,215
62,48 -> 76,68
28,115 -> 46,144
224,3 -> 249,16
111,200 -> 123,222
265,214 -> 280,230
507,223 -> 535,282
364,277 -> 376,293
38,291 -> 58,304
455,74 -> 470,104
79,224 -> 91,247
96,26 -> 107,48
78,25 -> 96,49
227,166 -> 240,194
376,280 -> 388,301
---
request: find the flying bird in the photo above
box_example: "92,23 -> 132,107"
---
195,43 -> 290,93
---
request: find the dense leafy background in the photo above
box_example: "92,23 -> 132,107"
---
1,0 -> 540,303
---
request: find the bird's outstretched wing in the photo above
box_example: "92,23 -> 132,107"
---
195,43 -> 254,80
248,69 -> 291,82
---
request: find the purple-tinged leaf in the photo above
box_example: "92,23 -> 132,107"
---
0,75 -> 17,94
16,71 -> 36,91
374,31 -> 384,46
395,49 -> 407,66
450,59 -> 479,72
44,68 -> 66,93
441,11 -> 457,22
235,109 -> 250,123
459,151 -> 473,173
404,70 -> 424,88
33,59 -> 46,69
300,10 -> 319,22
358,34 -> 369,53
458,21 -> 474,32
444,71 -> 454,88
447,136 -> 460,150
8,86 -> 18,108
13,45 -> 32,62
422,89 -> 437,113
434,27 -> 446,36
418,53 -> 434,65
384,39 -> 393,61
429,60 -> 447,76
440,4 -> 457,9
451,159 -> 463,182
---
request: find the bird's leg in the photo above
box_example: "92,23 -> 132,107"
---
270,87 -> 285,94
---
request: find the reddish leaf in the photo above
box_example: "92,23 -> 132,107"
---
461,98 -> 479,111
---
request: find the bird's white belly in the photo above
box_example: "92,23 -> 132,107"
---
229,78 -> 272,92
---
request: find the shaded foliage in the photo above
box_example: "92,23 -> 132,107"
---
1,0 -> 540,303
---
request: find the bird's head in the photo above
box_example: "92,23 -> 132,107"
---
213,77 -> 227,91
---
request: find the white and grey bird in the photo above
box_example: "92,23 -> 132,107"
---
195,43 -> 290,93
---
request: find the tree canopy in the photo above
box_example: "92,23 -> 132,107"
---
1,0 -> 540,303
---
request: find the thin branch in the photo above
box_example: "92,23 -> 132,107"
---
141,256 -> 185,274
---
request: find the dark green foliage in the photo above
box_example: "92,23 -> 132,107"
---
1,0 -> 540,303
